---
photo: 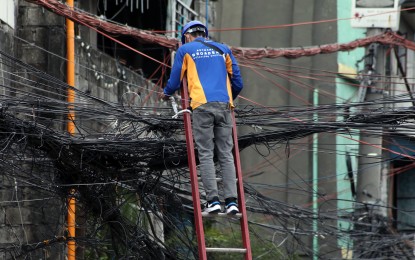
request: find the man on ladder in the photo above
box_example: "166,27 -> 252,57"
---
160,20 -> 244,214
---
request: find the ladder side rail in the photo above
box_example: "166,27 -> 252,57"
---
180,78 -> 208,260
231,110 -> 253,260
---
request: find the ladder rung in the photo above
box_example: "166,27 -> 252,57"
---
206,247 -> 247,253
197,177 -> 238,182
201,212 -> 242,218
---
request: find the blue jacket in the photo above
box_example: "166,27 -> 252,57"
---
164,37 -> 243,110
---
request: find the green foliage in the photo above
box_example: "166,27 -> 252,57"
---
82,190 -> 300,260
83,223 -> 113,260
164,224 -> 197,260
204,220 -> 295,260
84,191 -> 142,260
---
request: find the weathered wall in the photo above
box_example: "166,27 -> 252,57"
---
0,1 -> 159,259
0,2 -> 65,259
1,4 -> 65,259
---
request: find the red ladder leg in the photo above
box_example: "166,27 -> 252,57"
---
180,79 -> 207,260
231,110 -> 252,260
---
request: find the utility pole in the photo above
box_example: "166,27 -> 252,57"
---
351,1 -> 401,257
355,28 -> 389,258
356,28 -> 387,214
66,0 -> 76,259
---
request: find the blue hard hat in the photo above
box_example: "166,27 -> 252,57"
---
181,20 -> 208,44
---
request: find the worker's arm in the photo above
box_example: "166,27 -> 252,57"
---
164,49 -> 186,97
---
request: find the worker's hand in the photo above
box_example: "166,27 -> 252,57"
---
159,92 -> 170,101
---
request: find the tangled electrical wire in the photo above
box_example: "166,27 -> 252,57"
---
1,40 -> 415,259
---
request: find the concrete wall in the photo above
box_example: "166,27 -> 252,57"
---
0,22 -> 15,86
0,1 -> 160,258
1,4 -> 65,259
17,1 -> 66,79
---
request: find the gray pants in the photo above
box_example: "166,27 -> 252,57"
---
192,102 -> 237,201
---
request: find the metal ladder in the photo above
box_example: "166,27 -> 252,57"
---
179,78 -> 252,260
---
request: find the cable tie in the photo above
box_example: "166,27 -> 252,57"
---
251,124 -> 262,131
240,48 -> 246,58
172,109 -> 192,119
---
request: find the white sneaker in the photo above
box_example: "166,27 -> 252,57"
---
225,202 -> 239,215
203,201 -> 221,213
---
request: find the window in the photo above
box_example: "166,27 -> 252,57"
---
0,0 -> 15,29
